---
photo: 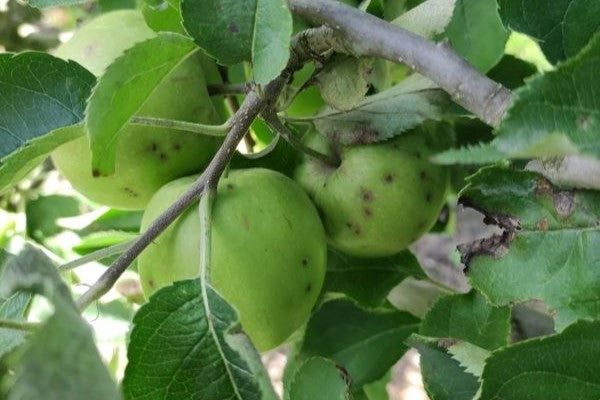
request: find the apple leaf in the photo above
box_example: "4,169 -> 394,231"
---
142,0 -> 186,34
285,357 -> 351,400
315,56 -> 373,112
122,279 -> 278,400
408,335 -> 480,400
311,75 -> 448,145
498,0 -> 600,64
444,0 -> 508,72
479,320 -> 600,400
420,291 -> 511,350
393,0 -> 457,39
181,0 -> 293,84
323,248 -> 427,308
0,245 -> 121,400
435,33 -> 600,164
291,298 -> 419,388
459,167 -> 600,330
86,33 -> 198,176
0,52 -> 94,193
0,251 -> 32,360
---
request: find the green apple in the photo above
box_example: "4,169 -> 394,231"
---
295,130 -> 449,258
138,168 -> 327,351
51,10 -> 222,210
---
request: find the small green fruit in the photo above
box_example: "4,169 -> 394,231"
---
138,169 -> 327,351
51,10 -> 221,209
295,131 -> 449,258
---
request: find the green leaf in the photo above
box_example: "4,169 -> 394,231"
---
0,251 -> 32,360
435,33 -> 600,164
480,320 -> 600,400
361,370 -> 391,400
460,167 -> 600,330
0,245 -> 121,400
315,56 -> 373,111
26,195 -> 81,242
498,0 -> 600,64
311,75 -> 448,145
286,357 -> 350,400
22,0 -> 87,8
444,0 -> 508,72
323,248 -> 427,308
420,291 -> 511,350
409,335 -> 479,400
73,231 -> 139,255
142,0 -> 186,34
293,298 -> 419,388
86,33 -> 197,176
486,54 -> 538,90
123,279 -> 277,400
388,277 -> 449,318
78,209 -> 144,235
0,52 -> 95,193
181,0 -> 292,84
393,0 -> 456,39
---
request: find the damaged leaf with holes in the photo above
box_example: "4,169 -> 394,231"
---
458,166 -> 600,330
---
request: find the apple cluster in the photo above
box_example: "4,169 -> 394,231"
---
53,11 -> 448,351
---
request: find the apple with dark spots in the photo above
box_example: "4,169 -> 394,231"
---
295,130 -> 449,258
51,10 -> 222,210
138,168 -> 327,351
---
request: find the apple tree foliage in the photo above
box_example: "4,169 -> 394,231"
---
0,0 -> 599,399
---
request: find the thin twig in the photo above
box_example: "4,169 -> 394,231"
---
207,83 -> 251,96
261,111 -> 340,167
288,0 -> 513,127
58,239 -> 138,273
0,319 -> 39,332
130,116 -> 230,136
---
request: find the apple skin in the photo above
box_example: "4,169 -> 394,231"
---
51,10 -> 222,210
295,131 -> 449,258
138,168 -> 327,351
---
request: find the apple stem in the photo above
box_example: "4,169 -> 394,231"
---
129,116 -> 231,136
57,239 -> 138,273
0,319 -> 39,332
198,189 -> 216,283
262,111 -> 340,167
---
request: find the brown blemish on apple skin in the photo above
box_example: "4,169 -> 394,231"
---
148,279 -> 155,288
345,221 -> 362,235
425,192 -> 433,202
384,173 -> 394,183
123,187 -> 139,197
173,143 -> 181,151
284,215 -> 293,230
226,183 -> 234,190
150,143 -> 158,152
159,153 -> 168,161
361,190 -> 373,202
305,283 -> 312,292
301,258 -> 308,267
92,169 -> 101,177
363,207 -> 372,217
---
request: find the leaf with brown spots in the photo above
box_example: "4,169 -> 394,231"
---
459,166 -> 600,330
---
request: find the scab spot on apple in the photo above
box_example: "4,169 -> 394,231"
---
383,173 -> 394,183
173,143 -> 181,151
305,283 -> 312,292
159,153 -> 168,161
363,207 -> 372,217
425,191 -> 433,202
148,279 -> 155,288
301,258 -> 308,267
150,142 -> 158,152
226,183 -> 234,190
361,189 -> 373,202
123,187 -> 139,197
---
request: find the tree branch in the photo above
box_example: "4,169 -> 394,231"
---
288,0 -> 513,127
